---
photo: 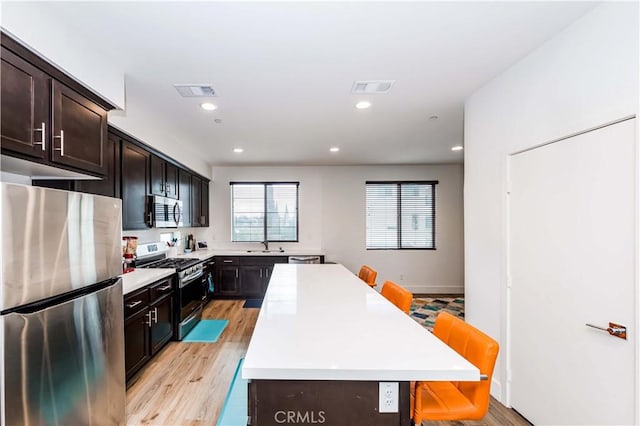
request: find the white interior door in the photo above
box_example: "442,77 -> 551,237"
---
509,118 -> 636,425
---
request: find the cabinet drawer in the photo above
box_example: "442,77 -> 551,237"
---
217,256 -> 239,265
149,277 -> 174,302
124,288 -> 149,318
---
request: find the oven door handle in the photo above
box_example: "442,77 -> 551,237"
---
180,269 -> 204,288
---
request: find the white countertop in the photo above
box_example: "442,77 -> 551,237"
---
242,264 -> 479,382
121,268 -> 175,295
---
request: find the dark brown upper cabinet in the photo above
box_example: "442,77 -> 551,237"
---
200,179 -> 210,227
0,32 -> 113,177
122,141 -> 151,230
51,81 -> 107,175
191,175 -> 203,226
150,155 -> 179,199
178,169 -> 192,227
74,132 -> 121,198
189,175 -> 210,227
1,46 -> 50,160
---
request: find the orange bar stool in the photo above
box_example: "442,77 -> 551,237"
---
411,312 -> 499,423
380,280 -> 412,314
358,265 -> 378,288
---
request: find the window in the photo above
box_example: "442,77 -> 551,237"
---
366,181 -> 437,249
231,182 -> 299,242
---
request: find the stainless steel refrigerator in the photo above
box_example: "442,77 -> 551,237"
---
0,183 -> 125,425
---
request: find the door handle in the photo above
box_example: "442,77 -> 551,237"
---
34,122 -> 46,150
53,130 -> 64,156
585,322 -> 627,340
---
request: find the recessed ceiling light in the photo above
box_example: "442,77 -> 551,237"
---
451,145 -> 463,151
355,101 -> 371,110
233,148 -> 244,153
201,102 -> 217,111
330,147 -> 340,153
429,115 -> 439,121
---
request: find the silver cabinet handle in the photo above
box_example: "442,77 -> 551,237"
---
145,311 -> 152,327
236,268 -> 239,278
223,260 -> 233,263
260,269 -> 263,278
157,284 -> 172,292
126,300 -> 142,309
34,122 -> 46,150
147,212 -> 153,226
152,307 -> 158,323
54,130 -> 64,156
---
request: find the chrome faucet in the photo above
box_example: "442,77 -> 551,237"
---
262,240 -> 269,251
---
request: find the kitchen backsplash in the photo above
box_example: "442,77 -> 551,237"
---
123,226 -> 214,251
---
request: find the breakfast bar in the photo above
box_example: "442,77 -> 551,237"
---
242,264 -> 479,426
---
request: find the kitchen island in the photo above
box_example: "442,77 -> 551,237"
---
242,264 -> 478,425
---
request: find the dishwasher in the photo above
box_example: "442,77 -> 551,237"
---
288,256 -> 321,264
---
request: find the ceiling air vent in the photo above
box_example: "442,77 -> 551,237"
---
351,80 -> 395,94
174,84 -> 217,97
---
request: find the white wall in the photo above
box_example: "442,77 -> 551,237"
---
211,165 -> 464,293
464,3 -> 638,403
1,2 -> 125,109
0,3 -> 212,179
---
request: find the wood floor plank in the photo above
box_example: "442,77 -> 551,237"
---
125,299 -> 529,426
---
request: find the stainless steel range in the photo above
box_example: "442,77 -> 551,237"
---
136,243 -> 207,340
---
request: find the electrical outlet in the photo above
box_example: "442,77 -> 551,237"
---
378,382 -> 398,413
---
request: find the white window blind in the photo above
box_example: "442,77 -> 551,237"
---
231,182 -> 299,242
366,181 -> 437,249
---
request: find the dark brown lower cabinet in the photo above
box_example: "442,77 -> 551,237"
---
150,293 -> 174,355
124,307 -> 150,381
217,264 -> 241,296
240,265 -> 264,298
123,276 -> 175,384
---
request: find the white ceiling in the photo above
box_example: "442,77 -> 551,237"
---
43,1 -> 595,166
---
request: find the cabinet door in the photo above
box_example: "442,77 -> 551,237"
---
122,141 -> 151,230
217,266 -> 240,296
0,47 -> 49,160
241,266 -> 263,298
200,180 -> 209,227
191,175 -> 202,227
51,81 -> 107,175
165,163 -> 179,200
150,154 -> 166,196
75,133 -> 121,197
150,295 -> 174,355
124,308 -> 150,381
178,169 -> 192,227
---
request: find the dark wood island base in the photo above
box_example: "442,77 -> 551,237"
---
248,380 -> 411,426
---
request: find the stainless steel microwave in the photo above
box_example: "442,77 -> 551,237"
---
150,195 -> 183,228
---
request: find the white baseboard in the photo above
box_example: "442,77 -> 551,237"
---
490,377 -> 504,404
404,285 -> 464,294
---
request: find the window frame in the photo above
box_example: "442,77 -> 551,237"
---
365,180 -> 438,250
230,181 -> 300,243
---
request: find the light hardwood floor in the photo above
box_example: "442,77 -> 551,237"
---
126,300 -> 530,426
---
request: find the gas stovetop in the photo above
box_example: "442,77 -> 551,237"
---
138,257 -> 200,271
